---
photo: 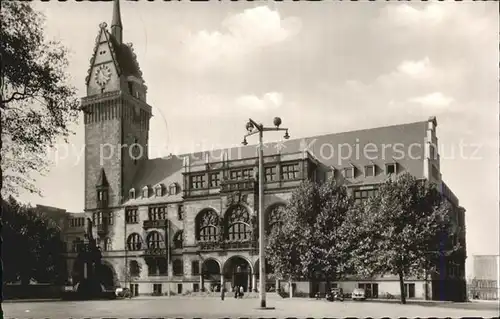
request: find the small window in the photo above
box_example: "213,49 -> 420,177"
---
343,167 -> 354,179
142,186 -> 149,198
386,163 -> 397,175
365,165 -> 375,177
126,208 -> 138,224
169,183 -> 179,195
190,175 -> 205,189
129,188 -> 136,200
193,283 -> 200,292
265,166 -> 277,182
155,185 -> 163,197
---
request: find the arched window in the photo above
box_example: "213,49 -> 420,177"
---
173,230 -> 183,249
129,188 -> 136,200
173,259 -> 184,276
267,204 -> 286,234
196,209 -> 219,242
147,231 -> 163,249
127,233 -> 142,251
226,205 -> 251,241
103,238 -> 112,251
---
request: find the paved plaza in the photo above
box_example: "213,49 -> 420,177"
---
3,297 -> 499,319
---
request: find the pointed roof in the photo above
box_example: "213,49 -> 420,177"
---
111,0 -> 123,44
96,168 -> 109,187
85,23 -> 144,86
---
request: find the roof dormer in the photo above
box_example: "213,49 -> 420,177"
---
154,184 -> 165,197
129,188 -> 136,200
142,185 -> 151,198
169,182 -> 180,196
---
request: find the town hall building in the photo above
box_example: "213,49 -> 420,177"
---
63,0 -> 467,301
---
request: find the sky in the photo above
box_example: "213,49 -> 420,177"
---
20,1 -> 499,277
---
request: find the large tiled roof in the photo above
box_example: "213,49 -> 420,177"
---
126,120 -> 429,202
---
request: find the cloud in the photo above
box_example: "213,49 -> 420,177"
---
396,57 -> 434,79
182,6 -> 301,70
408,92 -> 454,108
236,92 -> 284,111
384,4 -> 447,27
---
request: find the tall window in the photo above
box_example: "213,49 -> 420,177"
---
92,212 -> 103,225
149,206 -> 167,220
129,260 -> 140,277
265,166 -> 277,182
126,208 -> 138,224
147,231 -> 163,249
173,259 -> 184,276
192,261 -> 200,276
196,209 -> 219,242
173,231 -> 183,249
281,163 -> 299,180
127,233 -> 142,251
226,205 -> 251,241
129,188 -> 136,199
103,238 -> 112,251
209,173 -> 220,187
190,175 -> 205,189
353,189 -> 378,204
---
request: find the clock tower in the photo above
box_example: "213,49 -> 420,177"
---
82,0 -> 152,211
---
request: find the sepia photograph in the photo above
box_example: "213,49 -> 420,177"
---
1,0 -> 498,318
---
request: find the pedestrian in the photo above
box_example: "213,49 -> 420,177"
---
221,287 -> 225,300
234,286 -> 238,299
239,286 -> 244,299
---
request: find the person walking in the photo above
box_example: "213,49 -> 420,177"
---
234,286 -> 238,299
239,286 -> 244,299
221,287 -> 225,300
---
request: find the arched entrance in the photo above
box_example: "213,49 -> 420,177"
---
201,258 -> 221,292
95,262 -> 115,289
223,256 -> 253,292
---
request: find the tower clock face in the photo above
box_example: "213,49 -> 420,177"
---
95,65 -> 111,87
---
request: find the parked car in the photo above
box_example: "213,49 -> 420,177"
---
115,287 -> 132,298
352,288 -> 366,301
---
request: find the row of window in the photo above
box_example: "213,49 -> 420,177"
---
189,163 -> 301,190
71,237 -> 112,252
129,183 -> 180,200
127,231 -> 183,251
125,205 -> 184,224
92,212 -> 113,226
341,162 -> 397,179
129,260 -> 201,277
69,217 -> 85,228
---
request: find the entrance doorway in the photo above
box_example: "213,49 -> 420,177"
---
223,256 -> 252,292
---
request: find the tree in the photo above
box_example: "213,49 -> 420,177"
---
352,173 -> 461,304
266,178 -> 355,289
1,197 -> 65,286
1,1 -> 80,197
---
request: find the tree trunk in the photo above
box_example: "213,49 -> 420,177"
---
289,279 -> 293,298
398,270 -> 406,304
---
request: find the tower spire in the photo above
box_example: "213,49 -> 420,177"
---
111,0 -> 123,44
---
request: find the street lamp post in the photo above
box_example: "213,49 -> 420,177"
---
242,117 -> 290,309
